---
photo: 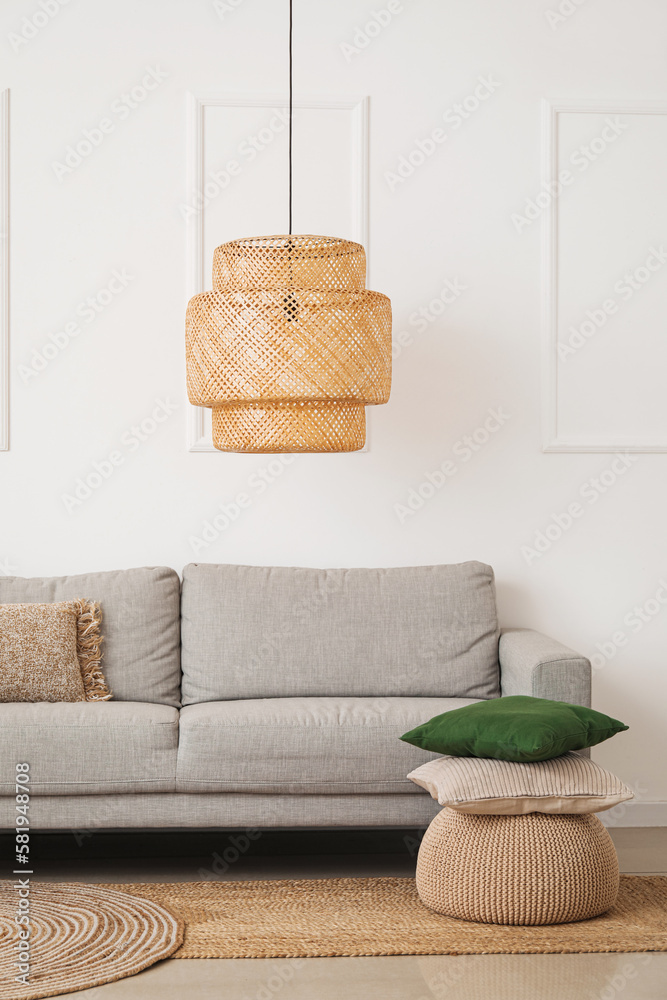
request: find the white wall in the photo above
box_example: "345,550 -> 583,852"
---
1,0 -> 666,822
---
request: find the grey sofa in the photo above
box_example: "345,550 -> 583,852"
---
0,561 -> 591,831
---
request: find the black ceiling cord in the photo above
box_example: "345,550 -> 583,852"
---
284,0 -> 299,323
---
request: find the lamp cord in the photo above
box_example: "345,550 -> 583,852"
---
288,0 -> 293,235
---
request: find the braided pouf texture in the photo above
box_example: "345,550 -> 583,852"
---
416,808 -> 620,925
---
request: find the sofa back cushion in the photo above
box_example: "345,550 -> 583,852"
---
0,567 -> 181,706
180,562 -> 499,704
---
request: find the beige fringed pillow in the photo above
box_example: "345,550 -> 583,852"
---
0,600 -> 112,702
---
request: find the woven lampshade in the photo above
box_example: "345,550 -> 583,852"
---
186,234 -> 392,452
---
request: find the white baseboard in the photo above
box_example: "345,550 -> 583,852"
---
599,801 -> 667,828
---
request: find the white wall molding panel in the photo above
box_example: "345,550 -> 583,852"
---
185,94 -> 370,453
0,90 -> 8,452
542,99 -> 667,453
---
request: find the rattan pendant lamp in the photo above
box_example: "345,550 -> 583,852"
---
185,2 -> 392,453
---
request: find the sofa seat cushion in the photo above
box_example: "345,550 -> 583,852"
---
0,702 -> 178,795
176,697 -> 480,794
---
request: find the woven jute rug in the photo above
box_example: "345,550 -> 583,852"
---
113,875 -> 667,959
0,881 -> 183,1000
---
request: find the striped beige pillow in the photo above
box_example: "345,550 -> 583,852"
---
0,600 -> 112,702
408,752 -> 633,814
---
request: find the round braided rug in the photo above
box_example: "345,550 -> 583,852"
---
0,881 -> 183,1000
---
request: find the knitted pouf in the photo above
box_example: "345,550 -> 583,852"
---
416,808 -> 620,925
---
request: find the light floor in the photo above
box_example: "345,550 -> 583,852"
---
40,828 -> 667,999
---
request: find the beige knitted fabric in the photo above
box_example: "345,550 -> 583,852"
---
0,600 -> 111,702
416,808 -> 620,925
408,752 -> 634,814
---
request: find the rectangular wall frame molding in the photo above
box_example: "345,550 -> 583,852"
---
542,98 -> 667,453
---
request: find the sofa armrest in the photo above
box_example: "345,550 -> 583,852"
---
499,628 -> 591,707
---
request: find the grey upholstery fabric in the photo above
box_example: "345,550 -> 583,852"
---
176,696 -> 478,793
0,793 -> 441,830
0,702 -> 178,795
180,562 -> 499,703
0,567 -> 181,706
499,629 -> 591,706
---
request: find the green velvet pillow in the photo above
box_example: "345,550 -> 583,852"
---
400,695 -> 628,762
